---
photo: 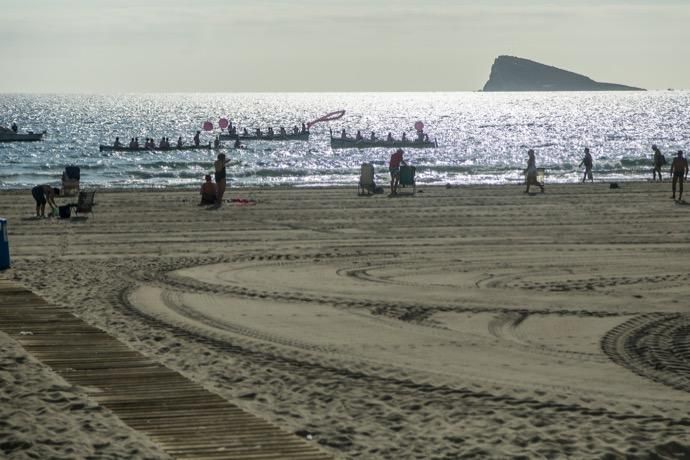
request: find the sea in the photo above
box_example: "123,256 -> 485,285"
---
1,92 -> 689,189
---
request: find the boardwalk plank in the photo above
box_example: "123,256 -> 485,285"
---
0,281 -> 333,460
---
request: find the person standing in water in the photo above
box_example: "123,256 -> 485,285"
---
670,150 -> 688,201
579,147 -> 593,183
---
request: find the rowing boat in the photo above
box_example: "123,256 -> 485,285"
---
219,131 -> 309,141
0,130 -> 45,142
330,137 -> 438,149
99,144 -> 215,152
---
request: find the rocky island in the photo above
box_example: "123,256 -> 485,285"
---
482,55 -> 644,91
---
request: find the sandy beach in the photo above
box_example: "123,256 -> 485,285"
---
1,182 -> 690,459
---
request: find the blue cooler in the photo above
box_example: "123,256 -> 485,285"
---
0,218 -> 9,270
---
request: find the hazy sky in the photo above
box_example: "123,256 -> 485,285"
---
1,0 -> 688,92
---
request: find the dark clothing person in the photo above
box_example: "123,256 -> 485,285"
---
389,149 -> 407,195
199,175 -> 217,205
580,148 -> 593,183
11,122 -> 18,133
653,145 -> 665,181
525,149 -> 544,193
32,185 -> 59,217
670,150 -> 689,201
193,131 -> 201,147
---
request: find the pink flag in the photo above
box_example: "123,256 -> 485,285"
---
203,121 -> 213,131
219,118 -> 229,129
306,110 -> 346,128
414,121 -> 424,132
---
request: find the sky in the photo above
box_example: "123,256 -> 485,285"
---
0,0 -> 688,92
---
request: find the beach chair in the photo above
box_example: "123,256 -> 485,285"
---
398,165 -> 416,195
358,163 -> 376,195
73,190 -> 96,217
61,165 -> 80,196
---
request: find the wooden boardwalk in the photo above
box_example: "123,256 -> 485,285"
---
0,279 -> 333,460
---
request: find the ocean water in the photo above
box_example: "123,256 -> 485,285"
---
1,92 -> 689,189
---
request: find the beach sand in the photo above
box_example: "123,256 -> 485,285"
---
1,182 -> 690,459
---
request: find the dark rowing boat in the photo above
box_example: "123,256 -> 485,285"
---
219,131 -> 309,141
99,143 -> 215,152
330,137 -> 438,149
0,129 -> 45,142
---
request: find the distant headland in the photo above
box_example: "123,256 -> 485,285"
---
482,56 -> 645,92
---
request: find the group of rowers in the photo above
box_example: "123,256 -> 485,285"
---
338,129 -> 431,143
224,122 -> 309,138
113,135 -> 202,149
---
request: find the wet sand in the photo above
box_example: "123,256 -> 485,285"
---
1,182 -> 690,459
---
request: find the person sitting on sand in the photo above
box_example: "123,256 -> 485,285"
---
389,148 -> 407,195
652,145 -> 665,182
525,149 -> 544,193
670,150 -> 688,201
199,175 -> 217,206
579,147 -> 593,183
31,185 -> 59,217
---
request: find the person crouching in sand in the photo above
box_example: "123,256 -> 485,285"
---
31,185 -> 59,217
525,149 -> 544,193
199,175 -> 217,206
670,150 -> 688,202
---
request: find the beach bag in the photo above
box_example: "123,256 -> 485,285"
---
59,205 -> 71,219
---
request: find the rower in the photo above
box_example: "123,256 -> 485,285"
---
293,125 -> 299,134
114,137 -> 122,147
134,137 -> 140,148
256,128 -> 262,137
11,122 -> 18,133
280,126 -> 287,136
129,138 -> 136,149
159,137 -> 166,149
341,129 -> 347,139
177,136 -> 183,148
423,133 -> 429,142
193,130 -> 201,146
267,127 -> 274,137
402,132 -> 407,142
370,131 -> 376,141
234,138 -> 242,149
301,122 -> 307,133
356,130 -> 363,141
387,132 -> 393,142
214,135 -> 220,148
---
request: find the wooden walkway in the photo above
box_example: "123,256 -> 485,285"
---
0,279 -> 333,460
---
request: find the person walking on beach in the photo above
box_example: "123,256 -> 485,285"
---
525,149 -> 544,193
389,148 -> 407,195
579,147 -> 593,183
31,185 -> 59,217
670,150 -> 688,201
652,145 -> 666,182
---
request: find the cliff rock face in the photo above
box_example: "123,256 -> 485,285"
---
482,56 -> 644,91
